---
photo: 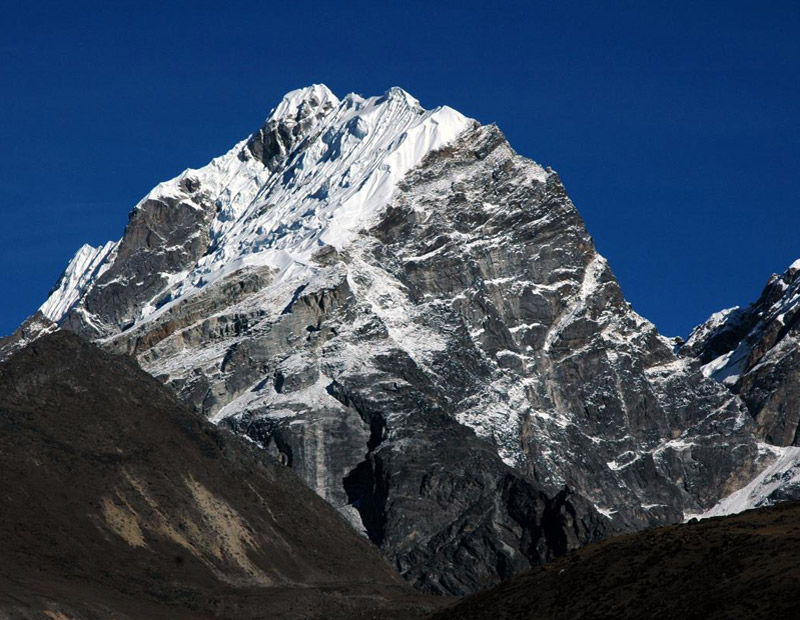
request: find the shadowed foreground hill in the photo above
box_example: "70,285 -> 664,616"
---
0,331 -> 441,619
428,501 -> 800,620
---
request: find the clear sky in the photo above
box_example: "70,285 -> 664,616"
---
1,1 -> 797,338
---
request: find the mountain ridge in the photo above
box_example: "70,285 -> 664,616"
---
427,500 -> 800,620
680,258 -> 800,517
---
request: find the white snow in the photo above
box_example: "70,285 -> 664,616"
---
39,241 -> 117,322
607,451 -> 641,471
595,506 -> 617,519
700,344 -> 749,385
543,253 -> 607,351
209,372 -> 344,425
686,444 -> 800,520
269,83 -> 339,122
692,258 -> 800,389
684,306 -> 741,350
190,84 -> 471,274
40,84 -> 472,334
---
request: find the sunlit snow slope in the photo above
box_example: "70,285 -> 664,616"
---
42,85 -> 471,330
40,242 -> 117,322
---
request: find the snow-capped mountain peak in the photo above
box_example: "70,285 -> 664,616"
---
40,85 -> 473,330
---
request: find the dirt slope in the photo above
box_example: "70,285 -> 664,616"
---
0,331 -> 442,619
428,501 -> 800,619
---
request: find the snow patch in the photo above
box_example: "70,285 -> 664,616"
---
686,444 -> 800,520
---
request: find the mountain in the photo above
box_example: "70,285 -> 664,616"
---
682,259 -> 800,445
426,500 -> 800,620
0,330 -> 439,619
680,259 -> 800,516
25,84 -> 763,594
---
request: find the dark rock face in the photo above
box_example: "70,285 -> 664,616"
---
427,500 -> 800,620
327,394 -> 610,594
682,261 -> 800,446
64,189 -> 218,337
35,87 -> 763,594
246,87 -> 337,171
363,125 -> 759,526
0,331 -> 437,619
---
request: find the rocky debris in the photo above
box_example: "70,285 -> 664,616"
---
0,330 -> 440,619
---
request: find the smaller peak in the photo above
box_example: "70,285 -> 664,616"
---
380,86 -> 421,108
267,84 -> 340,123
342,92 -> 367,108
770,258 -> 800,288
76,243 -> 98,255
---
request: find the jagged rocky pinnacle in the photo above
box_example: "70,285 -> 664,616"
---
681,260 -> 800,517
30,85 -> 765,594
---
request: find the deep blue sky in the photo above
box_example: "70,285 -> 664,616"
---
1,1 -> 797,338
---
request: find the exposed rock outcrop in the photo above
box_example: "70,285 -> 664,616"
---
683,260 -> 800,445
680,260 -> 800,514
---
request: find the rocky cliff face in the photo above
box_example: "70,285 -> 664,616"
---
30,85 -> 763,594
683,260 -> 800,445
680,260 -> 800,515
